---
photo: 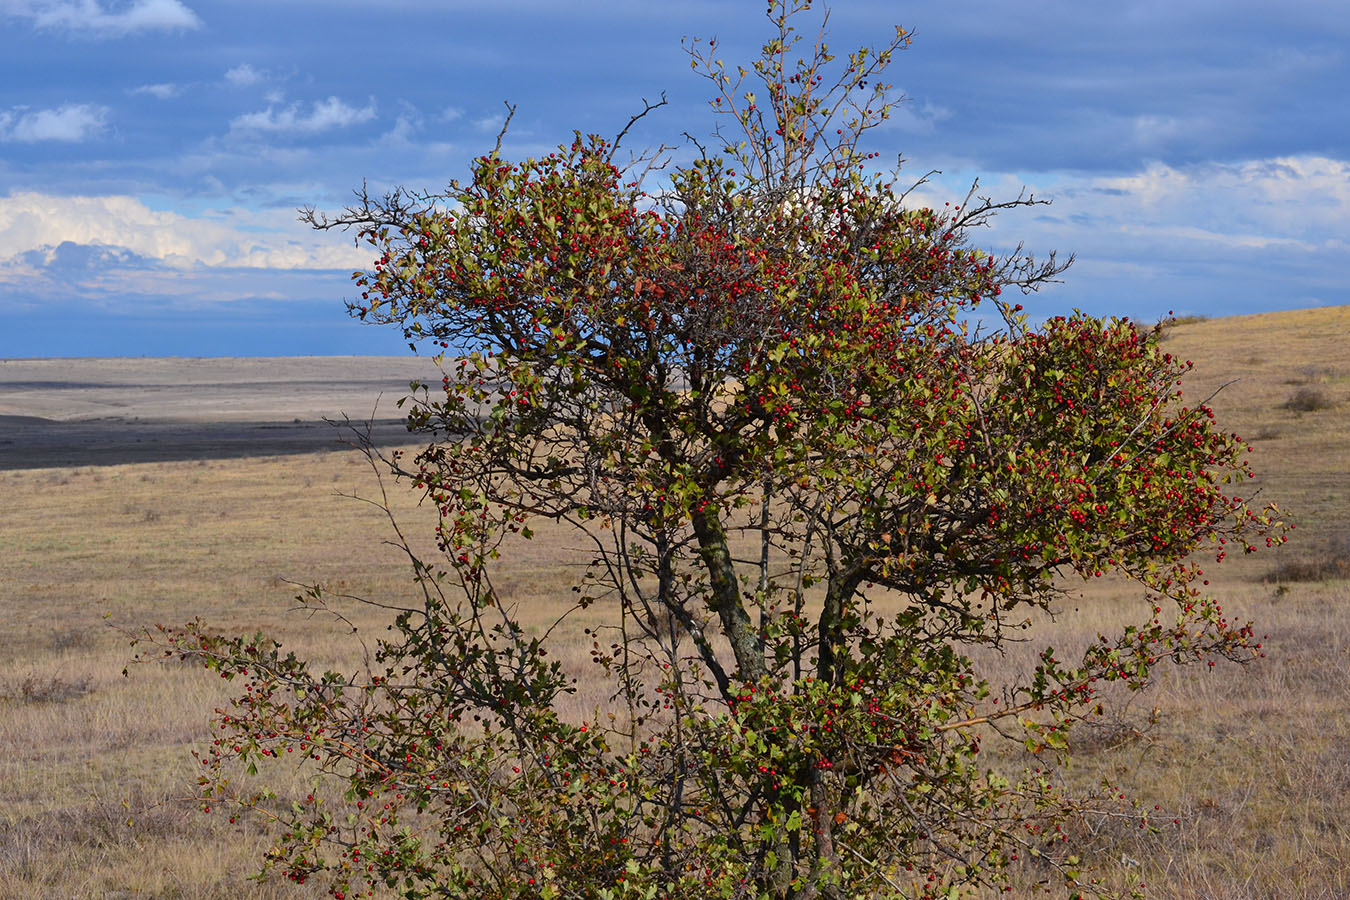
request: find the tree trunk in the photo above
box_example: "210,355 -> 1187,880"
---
691,506 -> 767,684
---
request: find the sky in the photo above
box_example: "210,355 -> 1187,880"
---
1,0 -> 1347,358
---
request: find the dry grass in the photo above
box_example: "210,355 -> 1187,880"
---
957,580 -> 1350,899
0,448 -> 612,899
2,306 -> 1348,898
1161,305 -> 1350,585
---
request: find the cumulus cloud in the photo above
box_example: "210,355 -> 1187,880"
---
909,155 -> 1350,259
0,103 -> 107,141
224,63 -> 262,86
0,192 -> 369,277
893,153 -> 1350,317
1092,156 -> 1350,238
2,0 -> 202,36
20,240 -> 158,273
231,96 -> 377,135
2,240 -> 344,310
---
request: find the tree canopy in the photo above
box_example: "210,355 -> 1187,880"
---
143,4 -> 1288,898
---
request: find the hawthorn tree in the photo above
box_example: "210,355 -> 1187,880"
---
141,3 -> 1288,898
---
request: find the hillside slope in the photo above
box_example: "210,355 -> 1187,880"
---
1161,305 -> 1349,580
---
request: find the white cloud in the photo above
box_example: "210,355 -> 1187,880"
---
231,96 -> 377,135
439,105 -> 464,123
0,103 -> 107,141
887,153 -> 1350,315
1114,223 -> 1315,252
885,97 -> 953,136
1131,114 -> 1184,148
4,0 -> 202,36
380,113 -> 418,145
367,103 -> 457,156
1092,157 -> 1350,236
906,155 -> 1350,257
0,192 -> 369,277
224,63 -> 262,87
472,112 -> 505,133
131,82 -> 180,99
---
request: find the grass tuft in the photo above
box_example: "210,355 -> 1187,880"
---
1262,533 -> 1350,583
1262,555 -> 1350,583
1282,386 -> 1335,412
0,672 -> 95,705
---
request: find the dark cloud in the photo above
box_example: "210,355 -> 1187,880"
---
869,0 -> 1348,172
2,1 -> 1343,193
20,241 -> 161,274
0,1 -> 1344,355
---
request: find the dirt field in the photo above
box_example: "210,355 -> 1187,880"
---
1,309 -> 1348,898
0,356 -> 443,468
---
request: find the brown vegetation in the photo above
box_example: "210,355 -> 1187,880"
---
1,305 -> 1348,897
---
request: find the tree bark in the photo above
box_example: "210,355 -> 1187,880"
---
818,565 -> 866,685
691,506 -> 767,684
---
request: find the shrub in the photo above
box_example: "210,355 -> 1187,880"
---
1282,386 -> 1334,412
1156,314 -> 1206,341
1262,538 -> 1350,583
1262,557 -> 1350,582
137,5 -> 1290,898
0,672 -> 93,705
1251,424 -> 1283,441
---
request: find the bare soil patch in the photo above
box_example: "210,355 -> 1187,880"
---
0,356 -> 442,469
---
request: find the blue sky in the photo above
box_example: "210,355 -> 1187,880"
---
2,0 -> 1347,358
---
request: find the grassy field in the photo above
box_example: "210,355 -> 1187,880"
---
1,306 -> 1347,898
